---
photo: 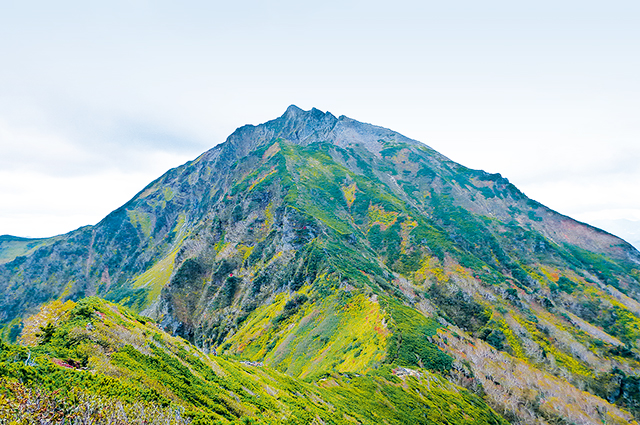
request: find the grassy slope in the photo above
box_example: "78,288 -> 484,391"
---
0,236 -> 57,265
0,297 -> 506,425
223,284 -> 390,379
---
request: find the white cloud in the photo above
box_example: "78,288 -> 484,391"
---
0,1 -> 639,240
0,118 -> 93,174
0,152 -> 193,238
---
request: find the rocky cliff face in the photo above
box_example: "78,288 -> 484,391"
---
3,106 -> 640,423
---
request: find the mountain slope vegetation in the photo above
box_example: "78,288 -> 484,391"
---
1,297 -> 506,424
2,106 -> 640,424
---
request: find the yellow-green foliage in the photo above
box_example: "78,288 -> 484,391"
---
127,209 -> 153,238
171,213 -> 187,242
1,297 -> 507,425
127,213 -> 187,310
248,168 -> 277,192
383,298 -> 452,372
536,308 -> 601,353
368,204 -> 398,230
224,286 -> 390,379
514,315 -> 594,379
281,144 -> 355,234
224,292 -> 289,359
20,300 -> 76,346
163,187 -> 175,201
58,281 -> 74,300
497,314 -> 526,359
235,244 -> 254,261
597,289 -> 640,341
264,201 -> 274,230
576,286 -> 640,344
0,317 -> 22,343
0,378 -> 192,425
341,182 -> 357,208
414,256 -> 449,284
520,263 -> 547,286
295,202 -> 352,234
538,265 -> 561,284
132,251 -> 177,309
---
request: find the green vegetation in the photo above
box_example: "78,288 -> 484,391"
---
0,298 -> 507,424
550,276 -> 579,294
222,286 -> 391,379
427,284 -> 491,333
383,299 -> 453,373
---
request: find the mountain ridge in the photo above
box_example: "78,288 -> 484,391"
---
3,106 -> 640,424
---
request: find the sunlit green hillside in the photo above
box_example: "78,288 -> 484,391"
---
0,297 -> 506,424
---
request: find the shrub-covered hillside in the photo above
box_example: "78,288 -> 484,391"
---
0,297 -> 507,424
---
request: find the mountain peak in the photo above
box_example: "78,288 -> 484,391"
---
282,104 -> 334,121
283,104 -> 304,117
213,106 -> 435,168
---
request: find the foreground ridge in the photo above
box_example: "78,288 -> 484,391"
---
0,297 -> 507,424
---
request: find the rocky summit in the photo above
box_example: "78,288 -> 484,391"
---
2,106 -> 640,424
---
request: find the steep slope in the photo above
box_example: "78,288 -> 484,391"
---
2,106 -> 640,424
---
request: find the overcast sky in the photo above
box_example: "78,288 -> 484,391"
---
1,1 -> 639,248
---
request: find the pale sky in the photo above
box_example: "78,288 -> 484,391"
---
1,1 -> 639,248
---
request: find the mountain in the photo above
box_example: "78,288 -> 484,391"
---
0,235 -> 59,266
2,105 -> 640,424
